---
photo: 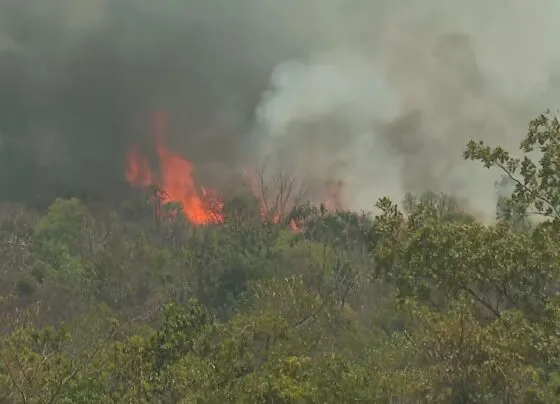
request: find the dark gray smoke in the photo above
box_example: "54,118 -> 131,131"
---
0,0 -> 330,203
1,0 -> 559,218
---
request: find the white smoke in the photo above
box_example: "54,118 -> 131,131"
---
255,52 -> 404,209
252,0 -> 560,219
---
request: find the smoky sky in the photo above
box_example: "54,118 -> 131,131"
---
1,0 -> 559,217
0,0 -> 327,202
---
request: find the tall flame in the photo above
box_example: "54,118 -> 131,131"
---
124,111 -> 318,231
125,111 -> 223,225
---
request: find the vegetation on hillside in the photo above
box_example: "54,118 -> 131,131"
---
2,112 -> 560,403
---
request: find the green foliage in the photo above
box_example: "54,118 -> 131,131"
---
31,198 -> 92,276
3,110 -> 560,402
465,110 -> 560,223
149,300 -> 214,370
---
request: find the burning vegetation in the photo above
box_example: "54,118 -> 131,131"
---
125,111 -> 224,225
125,111 -> 345,231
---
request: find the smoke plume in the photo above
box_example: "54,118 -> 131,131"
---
0,0 -> 559,218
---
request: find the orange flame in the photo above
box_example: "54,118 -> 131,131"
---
125,111 -> 223,225
125,111 -> 306,232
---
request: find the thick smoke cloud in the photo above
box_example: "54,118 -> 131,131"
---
253,0 -> 560,218
0,0 -> 329,202
0,0 -> 559,217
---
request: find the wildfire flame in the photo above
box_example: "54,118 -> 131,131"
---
125,111 -> 316,232
125,111 -> 223,225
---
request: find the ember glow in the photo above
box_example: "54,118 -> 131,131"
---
125,111 -> 224,225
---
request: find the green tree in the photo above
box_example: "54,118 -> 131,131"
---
465,110 -> 560,224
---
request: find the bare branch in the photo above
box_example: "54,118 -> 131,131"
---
254,163 -> 308,221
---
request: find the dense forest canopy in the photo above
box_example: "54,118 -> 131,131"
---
1,111 -> 560,402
